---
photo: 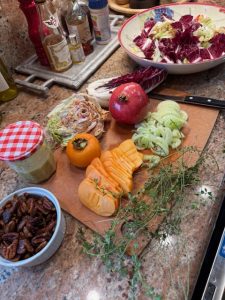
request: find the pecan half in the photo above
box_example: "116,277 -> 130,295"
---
35,241 -> 47,253
2,232 -> 19,244
4,220 -> 16,233
38,220 -> 56,234
23,226 -> 33,238
43,198 -> 55,211
31,232 -> 50,246
19,200 -> 27,214
27,198 -> 35,215
1,239 -> 18,260
3,201 -> 12,209
24,239 -> 34,253
45,212 -> 56,223
36,203 -> 48,215
17,239 -> 34,254
17,217 -> 27,232
30,216 -> 45,228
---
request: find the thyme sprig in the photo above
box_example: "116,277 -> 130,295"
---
77,147 -> 208,299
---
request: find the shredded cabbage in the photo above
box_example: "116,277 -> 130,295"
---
46,115 -> 73,147
132,100 -> 188,156
150,21 -> 175,40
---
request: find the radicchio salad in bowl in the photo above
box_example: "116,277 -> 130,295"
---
118,3 -> 225,74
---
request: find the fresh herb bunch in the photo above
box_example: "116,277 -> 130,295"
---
77,147 -> 205,299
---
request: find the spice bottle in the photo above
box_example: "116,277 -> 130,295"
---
88,0 -> 111,45
18,0 -> 49,66
0,121 -> 56,183
0,57 -> 18,102
35,0 -> 72,72
66,0 -> 93,56
78,0 -> 94,39
69,34 -> 85,64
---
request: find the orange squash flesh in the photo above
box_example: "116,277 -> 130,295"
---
86,165 -> 121,195
78,139 -> 143,216
90,158 -> 122,193
101,151 -> 132,178
111,148 -> 135,173
78,178 -> 117,217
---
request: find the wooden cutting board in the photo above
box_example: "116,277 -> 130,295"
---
40,98 -> 219,245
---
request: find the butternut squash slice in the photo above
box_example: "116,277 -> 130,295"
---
101,164 -> 133,194
78,178 -> 118,216
118,139 -> 143,170
101,151 -> 132,179
90,158 -> 122,193
111,148 -> 135,173
86,165 -> 121,196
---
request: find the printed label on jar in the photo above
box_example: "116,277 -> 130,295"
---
91,9 -> 111,43
0,73 -> 9,92
47,38 -> 72,71
67,17 -> 92,44
70,45 -> 85,63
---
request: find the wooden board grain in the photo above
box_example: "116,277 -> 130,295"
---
40,99 -> 219,243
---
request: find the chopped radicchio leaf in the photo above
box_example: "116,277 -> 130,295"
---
177,28 -> 199,46
171,21 -> 183,31
133,36 -> 155,59
209,33 -> 225,57
179,15 -> 194,26
132,14 -> 225,64
144,19 -> 156,35
99,67 -> 167,93
200,48 -> 211,60
186,48 -> 201,63
208,44 -> 224,59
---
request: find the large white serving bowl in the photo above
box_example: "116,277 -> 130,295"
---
118,3 -> 225,74
0,187 -> 66,267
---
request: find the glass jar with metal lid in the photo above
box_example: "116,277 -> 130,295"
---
0,121 -> 56,183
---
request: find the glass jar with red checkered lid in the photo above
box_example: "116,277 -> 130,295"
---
0,121 -> 56,183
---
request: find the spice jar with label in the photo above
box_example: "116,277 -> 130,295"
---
66,0 -> 93,56
0,121 -> 56,183
88,0 -> 111,45
35,0 -> 72,72
69,34 -> 85,64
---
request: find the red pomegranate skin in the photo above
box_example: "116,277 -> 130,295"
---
109,82 -> 150,125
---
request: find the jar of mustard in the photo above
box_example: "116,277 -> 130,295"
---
0,121 -> 56,183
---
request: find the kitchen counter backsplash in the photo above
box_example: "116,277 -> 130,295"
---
0,0 -> 34,70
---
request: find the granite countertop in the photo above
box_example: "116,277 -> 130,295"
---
0,48 -> 225,300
